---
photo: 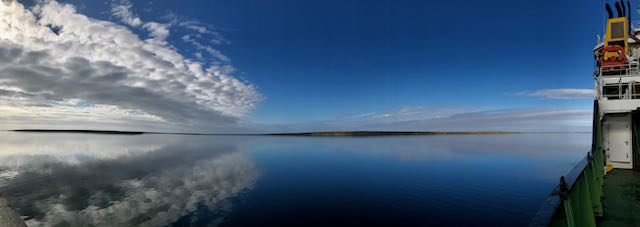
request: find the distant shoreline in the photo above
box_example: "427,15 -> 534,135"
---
6,129 -> 587,137
265,131 -> 520,136
12,129 -> 145,135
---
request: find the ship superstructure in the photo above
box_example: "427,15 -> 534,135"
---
595,0 -> 640,170
531,1 -> 640,226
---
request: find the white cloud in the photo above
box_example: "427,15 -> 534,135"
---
0,0 -> 262,132
110,0 -> 171,44
360,106 -> 469,121
182,34 -> 230,63
366,108 -> 593,132
110,0 -> 142,27
257,107 -> 592,133
178,20 -> 229,45
142,21 -> 170,44
518,88 -> 593,99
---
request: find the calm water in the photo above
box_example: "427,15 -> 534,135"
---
0,132 -> 589,226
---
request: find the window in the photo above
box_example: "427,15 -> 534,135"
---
611,22 -> 625,39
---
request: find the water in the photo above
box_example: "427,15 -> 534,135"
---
0,132 -> 589,226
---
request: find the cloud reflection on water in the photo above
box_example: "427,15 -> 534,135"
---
0,132 -> 260,226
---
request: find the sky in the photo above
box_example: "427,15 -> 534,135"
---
0,0 -> 613,133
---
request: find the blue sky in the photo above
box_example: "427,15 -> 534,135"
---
0,0 -> 616,132
220,0 -> 601,123
158,0 -> 601,123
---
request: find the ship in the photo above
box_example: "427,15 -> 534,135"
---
530,1 -> 640,226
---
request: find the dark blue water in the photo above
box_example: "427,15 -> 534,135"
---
0,132 -> 589,226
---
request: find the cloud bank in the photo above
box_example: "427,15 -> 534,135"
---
260,107 -> 592,133
367,108 -> 592,132
0,0 -> 261,132
518,88 -> 593,99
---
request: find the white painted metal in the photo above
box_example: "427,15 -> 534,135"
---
603,114 -> 634,169
599,99 -> 640,114
593,26 -> 640,170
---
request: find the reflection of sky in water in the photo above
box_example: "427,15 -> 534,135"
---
0,132 -> 260,226
0,132 -> 590,226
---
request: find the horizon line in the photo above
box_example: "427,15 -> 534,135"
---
6,129 -> 591,136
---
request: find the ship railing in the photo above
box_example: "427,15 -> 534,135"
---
600,93 -> 640,99
530,100 -> 604,227
595,62 -> 640,100
595,79 -> 640,100
597,62 -> 640,78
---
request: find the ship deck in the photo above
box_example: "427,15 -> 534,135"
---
599,169 -> 640,226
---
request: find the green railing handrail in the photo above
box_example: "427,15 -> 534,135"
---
530,100 -> 605,227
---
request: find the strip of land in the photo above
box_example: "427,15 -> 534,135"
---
266,131 -> 519,136
12,129 -> 144,135
10,129 -> 520,136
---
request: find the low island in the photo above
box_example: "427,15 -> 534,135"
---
11,129 -> 519,136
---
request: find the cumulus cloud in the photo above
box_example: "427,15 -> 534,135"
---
0,0 -> 262,132
518,88 -> 593,99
